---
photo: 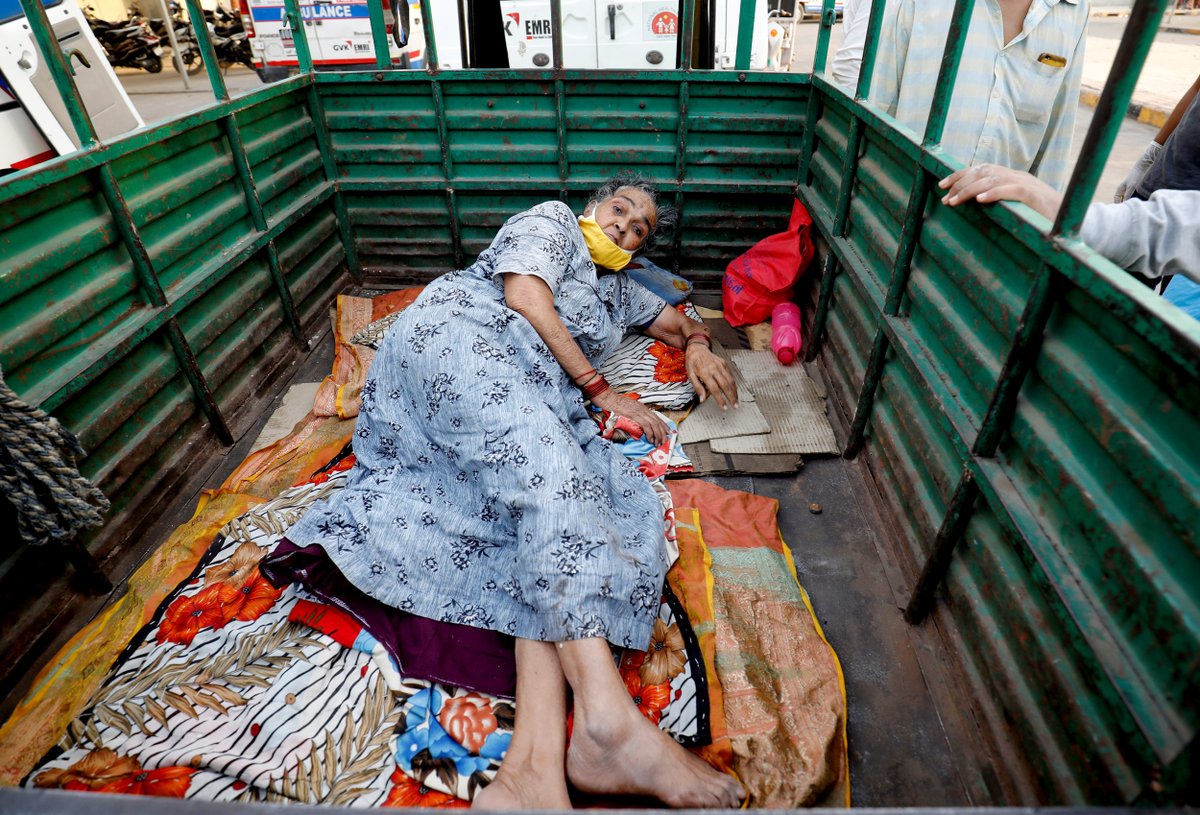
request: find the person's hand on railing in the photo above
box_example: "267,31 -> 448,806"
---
938,164 -> 1063,221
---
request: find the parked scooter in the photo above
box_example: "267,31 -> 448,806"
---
204,5 -> 254,70
84,6 -> 164,73
136,1 -> 203,75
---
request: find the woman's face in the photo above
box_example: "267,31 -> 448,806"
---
589,187 -> 658,252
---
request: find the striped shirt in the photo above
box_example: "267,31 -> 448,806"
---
869,0 -> 1089,190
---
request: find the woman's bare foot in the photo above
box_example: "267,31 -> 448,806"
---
566,702 -> 744,808
472,760 -> 572,810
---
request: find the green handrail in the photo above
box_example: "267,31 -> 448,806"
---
282,0 -> 315,73
734,0 -> 756,70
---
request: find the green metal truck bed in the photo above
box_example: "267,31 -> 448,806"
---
0,0 -> 1196,806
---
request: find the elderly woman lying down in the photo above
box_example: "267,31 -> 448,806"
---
278,172 -> 743,808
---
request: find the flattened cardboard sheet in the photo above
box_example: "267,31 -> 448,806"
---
708,351 -> 839,455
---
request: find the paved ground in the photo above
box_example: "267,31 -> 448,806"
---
115,64 -> 268,122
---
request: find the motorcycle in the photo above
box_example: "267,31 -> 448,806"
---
84,6 -> 163,73
136,2 -> 203,75
204,5 -> 254,70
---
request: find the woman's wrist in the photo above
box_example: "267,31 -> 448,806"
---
581,374 -> 611,401
685,331 -> 711,350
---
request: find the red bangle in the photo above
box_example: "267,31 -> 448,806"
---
685,331 -> 711,348
581,375 -> 611,401
574,367 -> 597,385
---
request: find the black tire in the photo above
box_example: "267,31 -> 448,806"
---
172,48 -> 204,75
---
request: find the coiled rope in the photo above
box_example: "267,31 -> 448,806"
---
0,367 -> 110,546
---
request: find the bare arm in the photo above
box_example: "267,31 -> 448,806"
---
644,307 -> 739,410
938,164 -> 1063,220
1155,73 -> 1200,145
503,273 -> 670,445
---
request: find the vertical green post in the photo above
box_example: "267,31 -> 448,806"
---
975,0 -> 1169,456
1053,0 -> 1169,236
812,0 -> 835,74
853,0 -> 886,100
550,0 -> 564,69
904,468 -> 978,623
418,0 -> 438,68
734,0 -> 755,70
17,0 -> 97,146
843,0 -> 973,457
678,0 -> 694,70
921,0 -> 975,146
368,0 -> 392,69
283,0 -> 315,73
222,117 -> 308,345
804,253 -> 838,362
183,0 -> 229,100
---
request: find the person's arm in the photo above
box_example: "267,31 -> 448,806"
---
642,308 -> 739,410
938,164 -> 1062,219
1154,73 -> 1200,146
503,273 -> 670,445
830,0 -> 871,90
1115,73 -> 1200,201
1079,190 -> 1200,283
939,166 -> 1200,283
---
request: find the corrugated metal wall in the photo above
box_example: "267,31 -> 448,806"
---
321,71 -> 807,287
0,81 -> 347,564
800,76 -> 1199,803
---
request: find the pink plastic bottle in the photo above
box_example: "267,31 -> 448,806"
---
770,302 -> 803,365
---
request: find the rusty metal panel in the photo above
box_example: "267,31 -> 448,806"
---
347,192 -> 455,278
279,207 -> 351,322
323,84 -> 446,183
0,170 -> 146,407
110,123 -> 254,295
674,193 -> 798,289
800,66 -> 1200,801
237,90 -> 326,224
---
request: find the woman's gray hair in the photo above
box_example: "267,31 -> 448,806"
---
588,171 -> 679,253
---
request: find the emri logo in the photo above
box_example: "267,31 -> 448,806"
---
504,11 -> 519,36
523,17 -> 551,38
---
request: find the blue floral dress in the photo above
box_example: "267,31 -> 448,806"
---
284,201 -> 670,650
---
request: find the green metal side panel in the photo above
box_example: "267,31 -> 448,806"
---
0,80 -> 347,542
799,72 -> 1199,802
321,70 -> 809,287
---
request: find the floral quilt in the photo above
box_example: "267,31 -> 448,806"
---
26,439 -> 712,807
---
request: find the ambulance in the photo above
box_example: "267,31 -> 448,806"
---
236,0 -> 773,73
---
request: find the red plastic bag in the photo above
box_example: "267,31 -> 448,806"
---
721,199 -> 815,327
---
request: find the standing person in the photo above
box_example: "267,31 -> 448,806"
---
274,171 -> 743,810
830,0 -> 873,89
1116,73 -> 1200,203
1115,72 -> 1200,300
870,0 -> 1089,190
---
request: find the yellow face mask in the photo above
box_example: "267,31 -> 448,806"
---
578,213 -> 633,271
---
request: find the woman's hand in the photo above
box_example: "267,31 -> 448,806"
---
938,164 -> 1064,221
590,388 -> 671,448
686,345 -> 739,410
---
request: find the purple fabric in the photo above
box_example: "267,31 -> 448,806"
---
261,537 -> 516,698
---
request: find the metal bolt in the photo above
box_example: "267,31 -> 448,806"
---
809,502 -> 823,514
